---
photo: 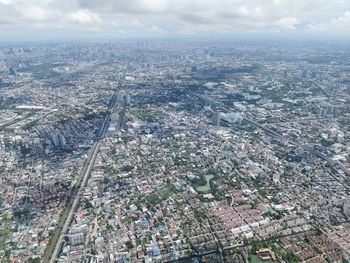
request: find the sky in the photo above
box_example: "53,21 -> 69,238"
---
0,0 -> 349,41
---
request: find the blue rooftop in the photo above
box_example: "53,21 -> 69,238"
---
152,246 -> 160,256
157,224 -> 165,231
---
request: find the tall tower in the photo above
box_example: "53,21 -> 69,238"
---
344,199 -> 350,219
123,94 -> 131,106
212,112 -> 220,126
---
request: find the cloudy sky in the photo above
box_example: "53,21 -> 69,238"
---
0,0 -> 349,41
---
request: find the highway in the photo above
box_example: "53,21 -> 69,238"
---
47,142 -> 101,263
45,83 -> 121,263
198,95 -> 350,177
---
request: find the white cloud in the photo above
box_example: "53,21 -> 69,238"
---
66,9 -> 102,25
276,17 -> 300,30
307,11 -> 350,32
147,25 -> 164,34
0,0 -> 349,37
18,6 -> 55,23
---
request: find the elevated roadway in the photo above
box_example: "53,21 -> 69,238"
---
45,83 -> 121,263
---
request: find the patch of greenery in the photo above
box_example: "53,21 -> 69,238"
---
129,107 -> 154,122
281,252 -> 299,263
104,166 -> 116,178
22,119 -> 39,130
145,183 -> 176,205
0,228 -> 11,251
56,113 -> 72,124
121,165 -> 134,172
1,250 -> 11,263
190,174 -> 207,188
28,258 -> 41,263
249,255 -> 276,263
17,63 -> 62,79
320,138 -> 333,147
189,169 -> 221,194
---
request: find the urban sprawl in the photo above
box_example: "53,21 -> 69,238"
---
0,41 -> 350,263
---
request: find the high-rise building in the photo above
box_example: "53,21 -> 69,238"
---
319,105 -> 338,118
212,112 -> 220,126
58,134 -> 66,148
9,67 -> 17,76
344,199 -> 350,219
68,232 -> 85,246
51,134 -> 59,147
123,94 -> 131,106
302,69 -> 308,78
